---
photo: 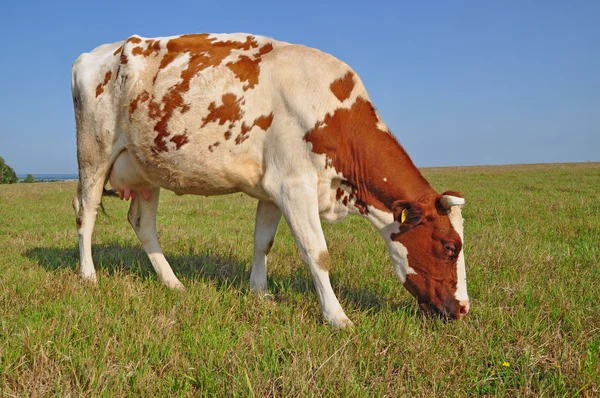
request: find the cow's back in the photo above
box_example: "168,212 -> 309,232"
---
72,33 -> 368,199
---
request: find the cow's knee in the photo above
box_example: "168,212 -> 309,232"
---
127,200 -> 141,233
72,196 -> 83,228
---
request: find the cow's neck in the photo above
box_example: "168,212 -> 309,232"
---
304,97 -> 436,215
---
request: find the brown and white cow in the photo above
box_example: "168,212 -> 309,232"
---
71,33 -> 469,327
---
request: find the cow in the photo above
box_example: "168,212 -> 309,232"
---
71,33 -> 470,327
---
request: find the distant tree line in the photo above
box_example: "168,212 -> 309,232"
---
0,157 -> 17,184
0,157 -> 35,184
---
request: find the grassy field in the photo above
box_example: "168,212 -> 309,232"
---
0,163 -> 598,396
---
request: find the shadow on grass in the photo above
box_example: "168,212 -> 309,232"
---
25,242 -> 415,315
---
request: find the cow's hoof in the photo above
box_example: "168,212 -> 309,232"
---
249,286 -> 274,301
167,280 -> 186,291
80,273 -> 98,285
336,318 -> 354,329
249,281 -> 268,295
329,315 -> 354,329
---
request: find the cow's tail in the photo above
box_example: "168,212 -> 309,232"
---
98,184 -> 119,216
102,188 -> 119,197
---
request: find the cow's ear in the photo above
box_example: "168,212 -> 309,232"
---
392,200 -> 425,227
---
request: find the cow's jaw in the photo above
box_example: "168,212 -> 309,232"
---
365,206 -> 416,283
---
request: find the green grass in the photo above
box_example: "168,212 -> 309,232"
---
0,163 -> 598,396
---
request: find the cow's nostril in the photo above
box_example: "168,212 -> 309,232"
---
458,300 -> 470,316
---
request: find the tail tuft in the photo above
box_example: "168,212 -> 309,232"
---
99,188 -> 119,216
103,188 -> 119,197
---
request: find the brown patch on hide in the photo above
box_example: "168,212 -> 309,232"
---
157,34 -> 258,72
304,97 -> 433,213
95,71 -> 112,97
226,42 -> 273,91
330,71 -> 355,102
226,56 -> 262,91
148,98 -> 161,119
201,93 -> 244,127
235,113 -> 274,145
253,113 -> 274,130
317,251 -> 331,271
255,43 -> 273,57
142,39 -> 161,57
129,91 -> 150,116
170,134 -> 189,150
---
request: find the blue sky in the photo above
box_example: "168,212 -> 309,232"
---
0,1 -> 598,174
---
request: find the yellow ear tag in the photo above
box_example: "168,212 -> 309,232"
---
401,208 -> 408,223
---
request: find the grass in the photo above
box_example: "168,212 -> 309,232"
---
0,162 -> 598,396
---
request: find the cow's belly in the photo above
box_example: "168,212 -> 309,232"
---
110,142 -> 269,200
161,152 -> 269,199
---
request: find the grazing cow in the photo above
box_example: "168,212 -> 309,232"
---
71,33 -> 470,327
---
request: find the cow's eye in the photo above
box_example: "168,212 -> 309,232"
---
443,242 -> 457,259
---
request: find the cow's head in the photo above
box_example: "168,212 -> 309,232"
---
386,191 -> 469,319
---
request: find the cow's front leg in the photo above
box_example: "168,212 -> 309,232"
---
250,200 -> 282,295
275,179 -> 353,328
127,188 -> 184,290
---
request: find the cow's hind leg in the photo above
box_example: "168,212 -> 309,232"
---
274,179 -> 352,328
249,200 -> 282,294
73,167 -> 109,283
127,188 -> 184,290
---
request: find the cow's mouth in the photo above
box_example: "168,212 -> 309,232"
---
419,300 -> 469,320
419,302 -> 454,320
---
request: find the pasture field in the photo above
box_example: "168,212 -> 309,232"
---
0,163 -> 598,396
